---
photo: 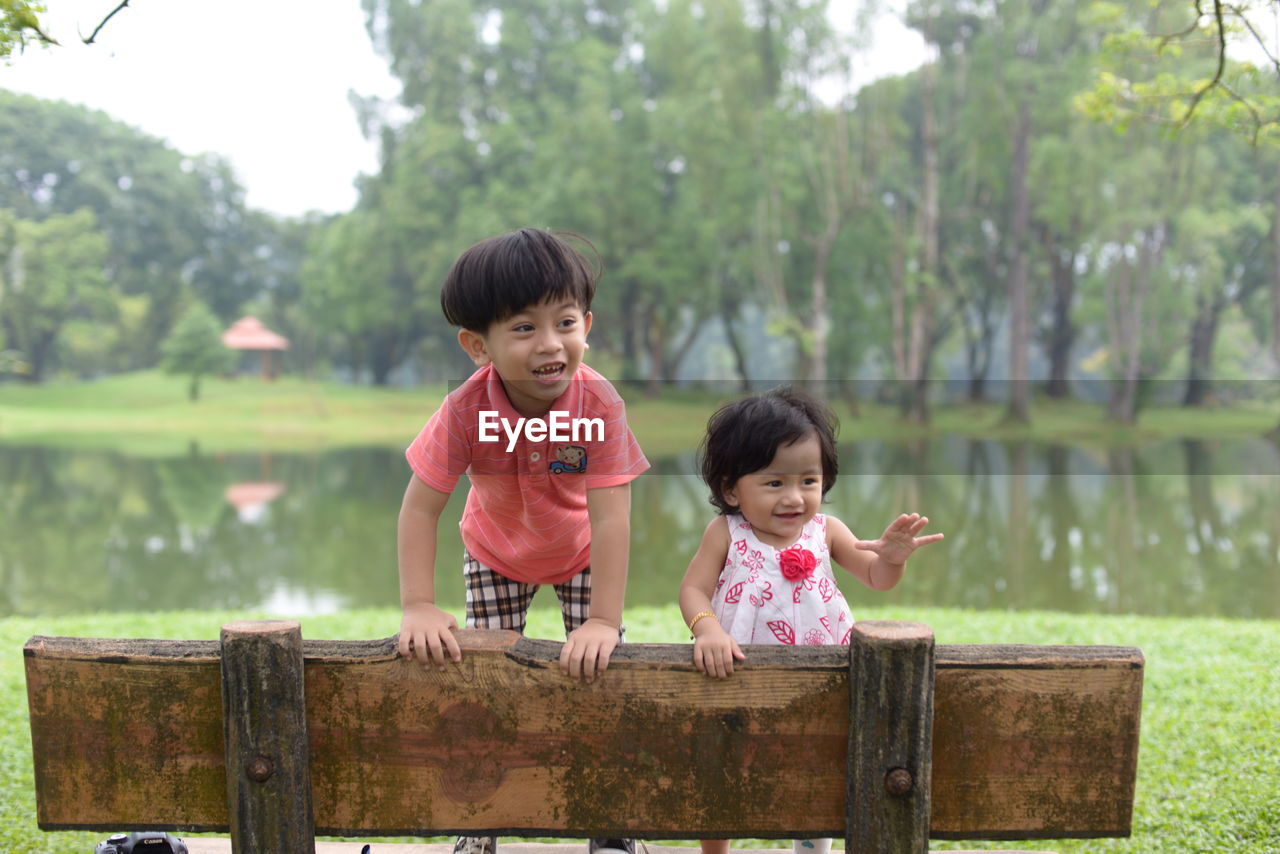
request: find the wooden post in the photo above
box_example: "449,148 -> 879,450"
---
220,620 -> 316,853
846,621 -> 935,854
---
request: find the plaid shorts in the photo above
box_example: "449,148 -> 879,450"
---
463,549 -> 624,640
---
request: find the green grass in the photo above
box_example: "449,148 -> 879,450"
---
3,606 -> 1277,853
0,371 -> 446,453
2,372 -> 1278,457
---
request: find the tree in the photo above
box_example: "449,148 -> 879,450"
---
1171,138 -> 1271,405
1073,1 -> 1277,417
1,0 -> 52,57
302,201 -> 437,385
0,207 -> 110,381
748,0 -> 875,389
160,302 -> 233,401
853,67 -> 947,421
357,0 -> 786,388
0,91 -> 273,368
1079,0 -> 1280,145
2,1 -> 132,57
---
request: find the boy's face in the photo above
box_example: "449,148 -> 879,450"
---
458,297 -> 592,417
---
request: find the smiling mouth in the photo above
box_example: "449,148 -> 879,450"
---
532,363 -> 566,384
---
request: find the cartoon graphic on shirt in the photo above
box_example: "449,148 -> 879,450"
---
549,444 -> 587,474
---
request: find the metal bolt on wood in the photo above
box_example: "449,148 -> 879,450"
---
246,756 -> 275,783
885,768 -> 914,797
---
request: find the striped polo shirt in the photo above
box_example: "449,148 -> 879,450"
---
406,363 -> 649,584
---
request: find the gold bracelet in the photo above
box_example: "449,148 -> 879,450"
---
688,610 -> 718,637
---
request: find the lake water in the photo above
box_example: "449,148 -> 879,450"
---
1,438 -> 1278,620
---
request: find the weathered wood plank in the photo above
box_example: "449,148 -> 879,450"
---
24,639 -> 226,831
930,644 -> 1144,840
24,630 -> 1142,840
847,621 -> 934,854
220,620 -> 315,853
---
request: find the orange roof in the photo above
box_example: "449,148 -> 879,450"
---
221,316 -> 289,350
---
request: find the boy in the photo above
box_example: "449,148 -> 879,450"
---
397,228 -> 648,854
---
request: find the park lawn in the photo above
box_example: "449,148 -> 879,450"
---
1,371 -> 1278,457
0,371 -> 445,454
1,606 -> 1276,854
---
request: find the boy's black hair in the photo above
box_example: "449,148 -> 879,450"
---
700,386 -> 839,515
440,228 -> 600,332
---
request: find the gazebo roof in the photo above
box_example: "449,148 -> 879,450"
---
222,316 -> 289,351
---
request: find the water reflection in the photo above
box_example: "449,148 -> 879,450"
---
225,482 -> 286,522
0,439 -> 1277,619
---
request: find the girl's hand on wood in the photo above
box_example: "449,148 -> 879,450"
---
693,624 -> 746,678
856,513 -> 944,566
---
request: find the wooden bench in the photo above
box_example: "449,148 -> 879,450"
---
24,620 -> 1143,854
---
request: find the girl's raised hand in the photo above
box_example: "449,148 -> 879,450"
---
856,513 -> 944,566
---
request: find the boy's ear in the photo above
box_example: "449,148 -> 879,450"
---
582,311 -> 593,344
457,328 -> 491,366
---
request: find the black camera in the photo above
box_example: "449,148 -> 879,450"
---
94,832 -> 188,854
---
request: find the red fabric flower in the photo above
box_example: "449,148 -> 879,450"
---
779,547 -> 818,582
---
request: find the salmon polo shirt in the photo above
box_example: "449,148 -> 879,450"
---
406,363 -> 649,585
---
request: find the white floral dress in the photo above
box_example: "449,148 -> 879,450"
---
710,513 -> 854,646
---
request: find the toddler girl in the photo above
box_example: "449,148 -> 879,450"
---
679,386 -> 943,854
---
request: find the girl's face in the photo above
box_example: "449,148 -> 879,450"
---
724,433 -> 825,549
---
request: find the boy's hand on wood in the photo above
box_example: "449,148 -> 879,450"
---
398,602 -> 462,671
692,624 -> 745,678
560,617 -> 619,683
856,513 -> 945,566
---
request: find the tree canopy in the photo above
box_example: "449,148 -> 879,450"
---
2,0 -> 1277,428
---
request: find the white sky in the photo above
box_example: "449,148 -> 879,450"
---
1,1 -> 926,218
2,0 -> 402,217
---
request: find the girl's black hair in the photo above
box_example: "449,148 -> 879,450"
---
440,228 -> 600,332
700,386 -> 840,514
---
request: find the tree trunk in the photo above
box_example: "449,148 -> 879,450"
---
909,52 -> 940,425
968,371 -> 987,402
950,252 -> 997,403
1004,99 -> 1033,424
890,201 -> 909,415
370,333 -> 399,387
21,327 -> 55,384
665,313 -> 708,383
347,335 -> 365,384
721,308 -> 751,391
1040,222 -> 1080,400
645,307 -> 665,396
1272,166 -> 1280,436
802,108 -> 849,394
1183,296 -> 1223,407
1273,166 -> 1280,367
1106,226 -> 1162,423
810,244 -> 832,388
617,277 -> 642,384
